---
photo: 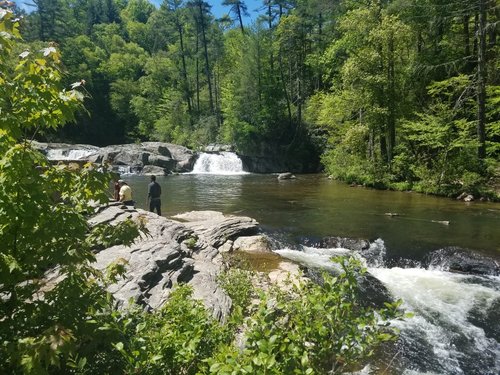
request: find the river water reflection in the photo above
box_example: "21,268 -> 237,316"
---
125,173 -> 499,260
125,173 -> 500,374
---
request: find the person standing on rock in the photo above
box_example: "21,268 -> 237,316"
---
118,180 -> 134,206
148,175 -> 162,216
113,179 -> 120,201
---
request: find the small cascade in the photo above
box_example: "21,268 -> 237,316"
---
191,152 -> 248,175
272,238 -> 500,375
46,148 -> 97,161
113,165 -> 135,175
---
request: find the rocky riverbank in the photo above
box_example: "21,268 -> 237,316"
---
32,141 -> 320,174
87,203 -> 500,322
33,141 -> 197,175
89,204 -> 303,321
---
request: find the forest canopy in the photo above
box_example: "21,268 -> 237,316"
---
6,0 -> 500,196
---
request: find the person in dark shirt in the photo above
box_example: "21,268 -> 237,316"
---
148,175 -> 162,215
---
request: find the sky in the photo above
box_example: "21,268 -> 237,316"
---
12,0 -> 263,24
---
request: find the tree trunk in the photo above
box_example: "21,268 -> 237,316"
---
198,2 -> 215,114
177,21 -> 193,118
476,0 -> 487,159
237,5 -> 245,33
278,50 -> 292,128
387,33 -> 396,163
195,29 -> 200,112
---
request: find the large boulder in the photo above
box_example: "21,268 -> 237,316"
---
32,142 -> 197,174
142,165 -> 168,176
90,206 -> 260,321
233,235 -> 272,253
147,155 -> 176,170
423,247 -> 500,276
171,210 -> 259,248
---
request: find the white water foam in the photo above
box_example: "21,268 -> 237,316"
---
274,247 -> 345,271
46,148 -> 97,161
370,267 -> 500,374
191,152 -> 248,175
273,240 -> 500,374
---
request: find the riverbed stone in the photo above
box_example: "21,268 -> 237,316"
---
147,155 -> 176,169
277,172 -> 296,180
33,142 -> 197,174
233,235 -> 272,253
310,236 -> 371,252
141,165 -> 168,176
423,247 -> 500,276
89,206 -> 262,321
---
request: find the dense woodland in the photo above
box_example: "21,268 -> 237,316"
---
0,3 -> 497,373
9,0 -> 500,195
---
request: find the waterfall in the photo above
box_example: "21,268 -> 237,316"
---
274,240 -> 500,375
191,152 -> 248,175
46,148 -> 97,161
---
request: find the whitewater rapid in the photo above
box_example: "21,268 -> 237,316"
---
191,152 -> 248,175
274,240 -> 500,375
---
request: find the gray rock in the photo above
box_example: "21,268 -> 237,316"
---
277,172 -> 296,180
218,240 -> 234,253
205,144 -> 234,152
172,210 -> 259,248
90,207 -> 259,321
316,236 -> 370,252
141,142 -> 173,158
33,142 -> 197,174
233,235 -> 272,253
423,247 -> 500,276
147,155 -> 176,169
142,165 -> 168,176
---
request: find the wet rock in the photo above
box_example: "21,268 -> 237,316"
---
277,172 -> 296,180
314,236 -> 370,252
456,192 -> 475,202
233,235 -> 272,253
141,165 -> 168,176
32,142 -> 196,174
423,247 -> 500,276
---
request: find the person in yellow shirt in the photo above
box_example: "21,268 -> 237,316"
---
118,180 -> 134,206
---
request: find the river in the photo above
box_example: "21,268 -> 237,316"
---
120,154 -> 500,375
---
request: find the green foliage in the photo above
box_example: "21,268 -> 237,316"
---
218,267 -> 254,313
396,76 -> 486,196
0,10 -> 83,140
110,285 -> 229,375
0,11 -> 142,373
207,257 -> 404,374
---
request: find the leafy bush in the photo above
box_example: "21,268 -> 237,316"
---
0,11 -> 141,373
108,286 -> 229,375
1,12 -> 406,374
206,257 -> 405,375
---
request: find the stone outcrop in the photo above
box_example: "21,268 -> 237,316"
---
90,205 -> 260,321
277,172 -> 296,180
33,141 -> 196,175
304,236 -> 371,252
423,247 -> 500,276
233,235 -> 273,253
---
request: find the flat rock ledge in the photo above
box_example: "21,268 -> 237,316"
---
90,205 -> 291,322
